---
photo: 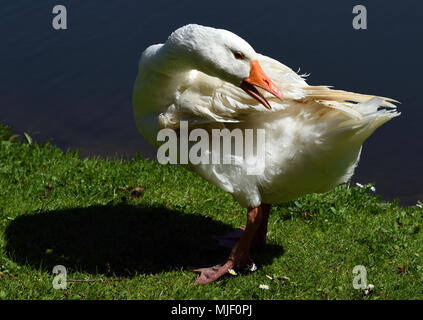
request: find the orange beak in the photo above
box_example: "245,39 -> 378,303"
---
240,60 -> 283,109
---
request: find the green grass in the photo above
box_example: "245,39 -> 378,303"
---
0,123 -> 422,300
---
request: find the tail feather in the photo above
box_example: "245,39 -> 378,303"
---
324,97 -> 400,144
300,86 -> 401,143
304,85 -> 399,108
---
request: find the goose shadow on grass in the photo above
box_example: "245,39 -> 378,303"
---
4,204 -> 284,276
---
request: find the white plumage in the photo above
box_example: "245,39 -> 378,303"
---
133,24 -> 399,209
133,24 -> 399,284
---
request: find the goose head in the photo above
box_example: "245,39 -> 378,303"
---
162,24 -> 283,109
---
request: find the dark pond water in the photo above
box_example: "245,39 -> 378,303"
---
1,0 -> 422,205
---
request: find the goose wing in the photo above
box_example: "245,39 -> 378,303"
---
159,53 -> 398,129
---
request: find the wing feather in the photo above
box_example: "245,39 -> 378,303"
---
159,53 -> 399,130
304,86 -> 398,108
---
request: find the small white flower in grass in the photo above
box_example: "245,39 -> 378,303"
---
228,269 -> 237,276
259,284 -> 269,290
249,263 -> 257,272
370,186 -> 376,192
364,284 -> 374,296
417,204 -> 422,209
355,183 -> 364,188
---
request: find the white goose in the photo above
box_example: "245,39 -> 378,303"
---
133,24 -> 399,284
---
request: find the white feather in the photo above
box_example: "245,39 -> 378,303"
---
133,24 -> 399,208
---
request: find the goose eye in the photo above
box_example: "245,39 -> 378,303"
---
233,51 -> 245,60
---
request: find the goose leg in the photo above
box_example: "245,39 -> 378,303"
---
194,205 -> 264,284
212,203 -> 271,249
252,203 -> 271,247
